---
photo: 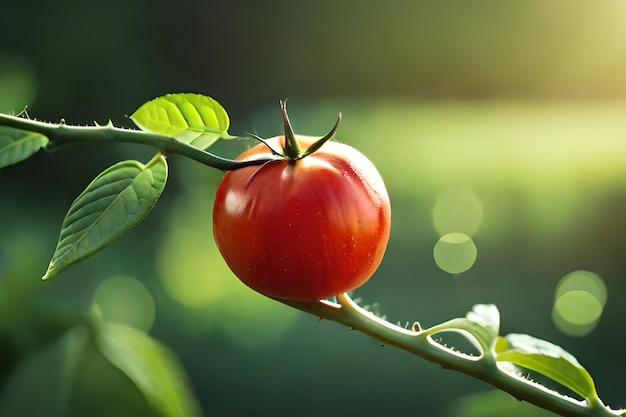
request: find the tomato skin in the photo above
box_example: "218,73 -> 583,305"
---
213,135 -> 391,302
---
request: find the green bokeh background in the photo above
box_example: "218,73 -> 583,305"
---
2,1 -> 626,416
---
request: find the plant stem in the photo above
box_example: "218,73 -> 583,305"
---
0,113 -> 276,170
280,294 -> 624,417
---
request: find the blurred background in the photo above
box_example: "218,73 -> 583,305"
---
1,1 -> 626,416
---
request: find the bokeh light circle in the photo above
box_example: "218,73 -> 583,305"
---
433,188 -> 483,237
554,290 -> 603,325
552,270 -> 607,337
93,275 -> 156,332
433,232 -> 478,274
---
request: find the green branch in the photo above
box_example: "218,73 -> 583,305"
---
281,293 -> 624,417
0,113 -> 275,170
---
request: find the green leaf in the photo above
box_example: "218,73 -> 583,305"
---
494,335 -> 509,354
0,326 -> 88,417
425,304 -> 500,356
443,389 -> 557,417
0,322 -> 200,417
465,304 -> 500,350
496,333 -> 598,400
97,323 -> 201,417
43,153 -> 168,280
0,126 -> 48,168
130,93 -> 232,150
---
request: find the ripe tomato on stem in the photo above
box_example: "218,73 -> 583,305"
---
213,102 -> 391,302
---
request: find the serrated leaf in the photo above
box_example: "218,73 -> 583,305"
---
43,153 -> 168,280
0,126 -> 48,168
97,323 -> 201,417
496,333 -> 598,400
130,93 -> 232,150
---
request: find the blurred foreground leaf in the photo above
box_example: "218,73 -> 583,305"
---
130,93 -> 232,150
43,153 -> 167,280
496,333 -> 597,400
0,126 -> 48,168
0,322 -> 200,417
0,325 -> 86,417
443,389 -> 555,417
97,323 -> 201,417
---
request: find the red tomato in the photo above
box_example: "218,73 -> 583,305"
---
213,135 -> 391,302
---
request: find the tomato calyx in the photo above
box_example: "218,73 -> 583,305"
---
248,100 -> 342,162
